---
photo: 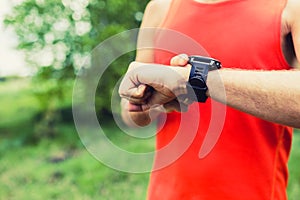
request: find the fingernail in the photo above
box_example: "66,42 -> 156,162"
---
179,54 -> 189,60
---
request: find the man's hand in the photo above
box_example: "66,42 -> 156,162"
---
162,54 -> 194,112
119,59 -> 191,112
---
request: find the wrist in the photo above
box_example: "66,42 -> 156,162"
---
206,70 -> 217,98
205,69 -> 226,102
173,64 -> 192,82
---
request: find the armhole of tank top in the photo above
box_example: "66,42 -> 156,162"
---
276,0 -> 293,69
157,0 -> 181,29
153,0 -> 182,62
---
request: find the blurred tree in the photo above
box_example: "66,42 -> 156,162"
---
4,0 -> 148,138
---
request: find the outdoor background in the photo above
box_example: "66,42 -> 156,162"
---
0,0 -> 299,199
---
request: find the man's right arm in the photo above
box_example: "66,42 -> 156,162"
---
120,0 -> 172,127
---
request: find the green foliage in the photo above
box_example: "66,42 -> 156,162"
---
4,0 -> 149,136
0,78 -> 38,128
0,78 -> 39,146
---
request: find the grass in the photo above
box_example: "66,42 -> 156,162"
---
0,78 -> 300,199
0,136 -> 151,200
0,78 -> 153,199
288,129 -> 300,200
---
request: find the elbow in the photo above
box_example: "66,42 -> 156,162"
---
290,100 -> 300,129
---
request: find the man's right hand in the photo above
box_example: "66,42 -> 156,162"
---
118,59 -> 192,112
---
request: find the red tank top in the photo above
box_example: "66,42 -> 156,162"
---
148,0 -> 293,199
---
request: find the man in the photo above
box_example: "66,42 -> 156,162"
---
119,0 -> 300,199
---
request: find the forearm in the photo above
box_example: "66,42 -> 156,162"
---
207,69 -> 300,128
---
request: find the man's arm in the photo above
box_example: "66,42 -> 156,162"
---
209,0 -> 300,128
207,0 -> 299,128
120,58 -> 300,129
121,0 -> 300,128
165,2 -> 300,129
152,0 -> 300,128
120,0 -> 172,127
207,69 -> 300,128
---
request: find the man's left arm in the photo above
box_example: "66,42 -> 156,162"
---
206,0 -> 300,128
207,69 -> 300,128
119,60 -> 300,128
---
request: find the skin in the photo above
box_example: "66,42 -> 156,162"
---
120,0 -> 300,128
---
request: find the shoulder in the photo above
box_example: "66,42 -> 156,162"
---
282,0 -> 300,33
146,0 -> 172,11
141,0 -> 173,28
282,0 -> 300,68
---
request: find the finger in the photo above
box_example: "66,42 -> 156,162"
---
124,85 -> 154,105
126,97 -> 148,105
134,84 -> 147,98
177,94 -> 194,105
120,83 -> 151,103
163,100 -> 180,112
129,84 -> 154,100
119,66 -> 147,99
170,54 -> 189,66
164,99 -> 188,112
144,89 -> 176,110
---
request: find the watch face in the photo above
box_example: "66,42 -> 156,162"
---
187,77 -> 208,102
188,55 -> 219,102
189,77 -> 206,88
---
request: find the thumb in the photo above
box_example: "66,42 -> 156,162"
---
170,54 -> 189,66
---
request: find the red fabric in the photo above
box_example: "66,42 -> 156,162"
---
147,0 -> 293,199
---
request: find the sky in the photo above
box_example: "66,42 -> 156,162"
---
0,0 -> 30,76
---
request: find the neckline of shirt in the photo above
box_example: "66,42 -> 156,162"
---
191,0 -> 245,6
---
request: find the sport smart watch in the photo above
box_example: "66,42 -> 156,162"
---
187,55 -> 222,102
